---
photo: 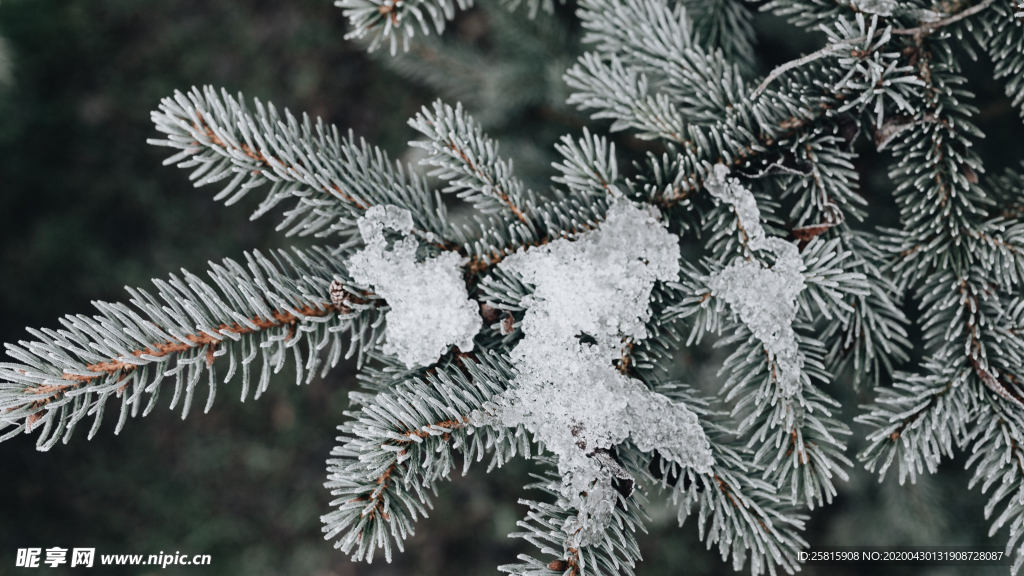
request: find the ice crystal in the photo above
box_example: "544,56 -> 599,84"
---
475,200 -> 713,546
346,205 -> 482,368
705,165 -> 807,395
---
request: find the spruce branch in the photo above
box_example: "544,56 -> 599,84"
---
753,0 -> 999,99
11,0 -> 1024,573
568,6 -> 916,231
337,0 -> 564,55
500,461 -> 646,576
337,0 -> 473,55
149,86 -> 448,241
882,35 -> 988,289
665,233 -> 859,512
576,0 -> 748,125
0,247 -> 373,449
977,0 -> 1024,117
759,0 -> 853,30
565,53 -> 694,144
873,29 -> 1024,415
322,352 -> 530,562
552,128 -> 622,199
681,0 -> 755,71
857,361 -> 975,484
967,403 -> 1024,575
653,385 -> 808,575
409,100 -> 536,223
819,233 -> 911,388
777,130 -> 867,226
457,198 -> 607,277
717,331 -> 853,508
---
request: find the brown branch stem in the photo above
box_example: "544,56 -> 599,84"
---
193,113 -> 369,210
57,302 -> 343,385
441,137 -> 529,225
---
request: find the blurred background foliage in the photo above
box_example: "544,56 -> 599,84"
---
0,0 -> 1022,575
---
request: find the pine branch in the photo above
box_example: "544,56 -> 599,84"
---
576,0 -> 747,124
967,402 -> 1024,575
652,384 -> 808,576
408,100 -> 536,223
0,247 -> 374,449
500,461 -> 646,576
322,352 -> 530,562
977,0 -> 1024,117
337,0 -> 473,54
857,360 -> 976,484
149,86 -> 448,241
754,0 -> 999,98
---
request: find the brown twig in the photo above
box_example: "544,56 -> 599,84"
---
441,137 -> 530,225
350,463 -> 396,521
58,303 -> 343,385
955,278 -> 1024,409
547,548 -> 581,576
391,416 -> 470,443
712,474 -> 771,534
193,113 -> 368,210
9,301 -> 353,426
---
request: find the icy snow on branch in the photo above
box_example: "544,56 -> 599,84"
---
704,165 -> 807,396
475,200 -> 714,547
346,205 -> 482,368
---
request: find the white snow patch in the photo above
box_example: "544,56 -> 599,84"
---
347,204 -> 482,368
475,200 -> 713,546
704,165 -> 806,395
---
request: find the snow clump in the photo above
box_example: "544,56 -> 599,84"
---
475,199 -> 714,547
704,164 -> 807,396
346,204 -> 482,368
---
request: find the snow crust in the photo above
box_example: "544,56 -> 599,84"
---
346,204 -> 482,368
475,200 -> 713,546
704,165 -> 807,395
